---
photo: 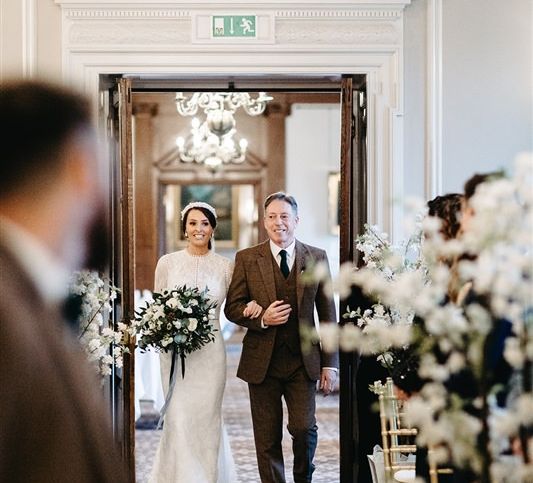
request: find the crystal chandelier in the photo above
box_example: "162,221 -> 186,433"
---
176,117 -> 248,171
174,91 -> 272,170
175,92 -> 272,137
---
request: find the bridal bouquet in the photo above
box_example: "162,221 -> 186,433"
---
130,285 -> 217,377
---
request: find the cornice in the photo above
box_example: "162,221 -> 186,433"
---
64,8 -> 402,20
59,3 -> 406,20
55,0 -> 410,5
65,9 -> 191,19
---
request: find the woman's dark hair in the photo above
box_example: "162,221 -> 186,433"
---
181,206 -> 217,250
427,193 -> 464,240
464,171 -> 505,200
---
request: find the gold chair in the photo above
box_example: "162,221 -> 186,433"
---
376,378 -> 417,482
428,446 -> 453,483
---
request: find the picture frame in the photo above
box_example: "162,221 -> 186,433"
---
163,183 -> 239,252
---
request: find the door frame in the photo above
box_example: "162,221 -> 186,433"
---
109,74 -> 366,482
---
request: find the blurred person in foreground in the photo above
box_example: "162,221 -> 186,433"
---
0,81 -> 126,482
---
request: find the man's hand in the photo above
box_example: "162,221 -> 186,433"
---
243,300 -> 263,319
319,368 -> 337,396
262,300 -> 291,326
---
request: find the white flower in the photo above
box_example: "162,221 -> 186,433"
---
503,337 -> 525,369
318,324 -> 339,353
187,318 -> 198,331
101,327 -> 115,338
166,297 -> 178,308
87,338 -> 101,351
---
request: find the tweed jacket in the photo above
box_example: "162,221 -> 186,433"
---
0,243 -> 126,483
224,239 -> 338,384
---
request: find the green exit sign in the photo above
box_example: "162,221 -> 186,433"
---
212,15 -> 257,38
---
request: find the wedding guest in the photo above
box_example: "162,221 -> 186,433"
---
0,81 -> 126,482
460,170 -> 504,236
392,193 -> 464,483
427,193 -> 463,241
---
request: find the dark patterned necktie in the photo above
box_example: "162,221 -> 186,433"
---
279,249 -> 290,278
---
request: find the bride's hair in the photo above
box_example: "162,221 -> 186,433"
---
181,206 -> 217,250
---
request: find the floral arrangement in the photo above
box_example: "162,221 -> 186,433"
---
130,285 -> 217,377
70,270 -> 128,377
311,223 -> 423,370
352,223 -> 423,358
313,154 -> 533,481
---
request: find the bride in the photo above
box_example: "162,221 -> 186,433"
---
149,201 -> 260,483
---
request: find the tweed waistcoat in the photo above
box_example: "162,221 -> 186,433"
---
271,254 -> 300,354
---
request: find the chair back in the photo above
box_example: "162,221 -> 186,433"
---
376,378 -> 417,483
428,446 -> 454,483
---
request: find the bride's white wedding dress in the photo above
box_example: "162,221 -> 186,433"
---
149,249 -> 237,483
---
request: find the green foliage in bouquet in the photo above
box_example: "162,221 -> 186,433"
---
131,285 -> 218,358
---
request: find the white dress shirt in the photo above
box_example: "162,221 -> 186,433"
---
269,239 -> 296,273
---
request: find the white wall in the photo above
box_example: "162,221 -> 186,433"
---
402,0 -> 532,198
2,1 -> 531,219
441,0 -> 532,193
0,0 -> 62,81
1,0 -> 24,78
286,104 -> 341,277
403,0 -> 427,199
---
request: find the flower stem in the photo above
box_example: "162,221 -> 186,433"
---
78,299 -> 107,339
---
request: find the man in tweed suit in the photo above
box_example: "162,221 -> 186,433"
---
225,192 -> 338,483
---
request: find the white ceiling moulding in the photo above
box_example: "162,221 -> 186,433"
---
54,0 -> 411,238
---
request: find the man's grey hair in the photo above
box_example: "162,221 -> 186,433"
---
264,192 -> 298,215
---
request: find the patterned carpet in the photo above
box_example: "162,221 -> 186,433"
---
136,330 -> 339,482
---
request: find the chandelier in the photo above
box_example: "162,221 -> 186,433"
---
175,117 -> 248,171
176,92 -> 272,118
174,91 -> 272,170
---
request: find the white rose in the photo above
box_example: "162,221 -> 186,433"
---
187,318 -> 198,331
166,298 -> 178,308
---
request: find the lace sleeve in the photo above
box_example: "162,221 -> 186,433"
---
224,258 -> 235,295
154,255 -> 168,292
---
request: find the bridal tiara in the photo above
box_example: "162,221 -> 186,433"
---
180,201 -> 218,220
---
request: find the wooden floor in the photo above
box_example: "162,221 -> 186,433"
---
135,330 -> 340,482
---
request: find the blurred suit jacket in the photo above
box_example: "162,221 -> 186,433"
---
0,243 -> 127,483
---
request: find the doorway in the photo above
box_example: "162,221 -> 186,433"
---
105,74 -> 366,482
